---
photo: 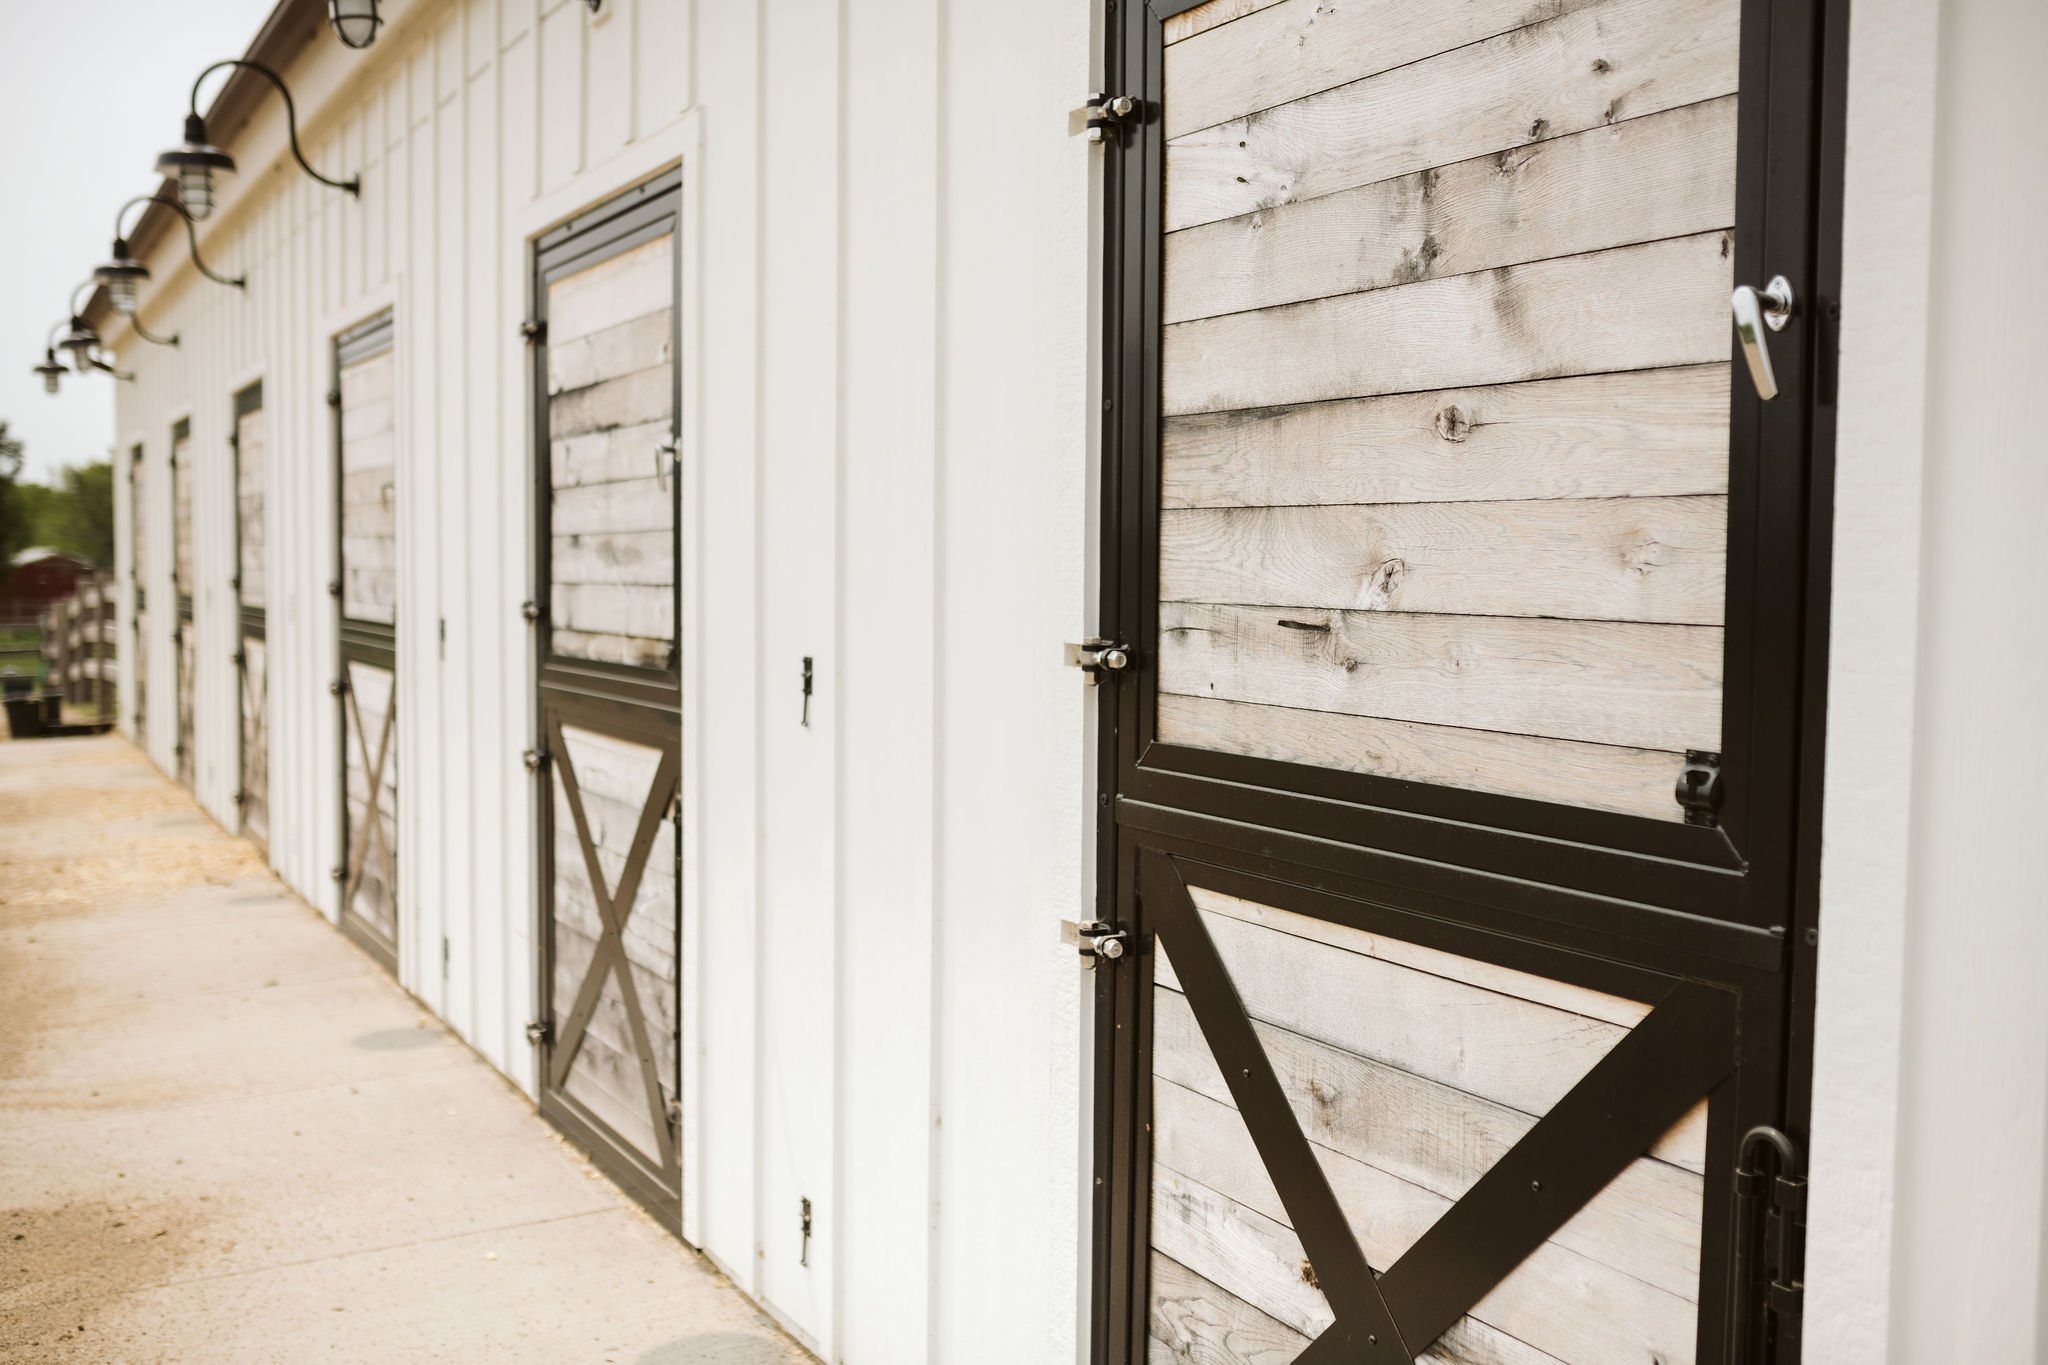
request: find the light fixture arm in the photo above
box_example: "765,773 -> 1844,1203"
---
189,59 -> 360,197
90,357 -> 136,383
69,279 -> 99,316
131,319 -> 180,348
114,193 -> 246,290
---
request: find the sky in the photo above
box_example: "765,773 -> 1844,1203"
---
1,0 -> 281,481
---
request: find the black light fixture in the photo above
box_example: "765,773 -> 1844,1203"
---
158,60 -> 360,221
57,316 -> 101,372
328,0 -> 384,48
33,323 -> 68,395
95,191 -> 246,316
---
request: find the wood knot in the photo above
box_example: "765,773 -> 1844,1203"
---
1300,1260 -> 1320,1289
1435,405 -> 1471,441
1527,117 -> 1548,140
1591,57 -> 1612,73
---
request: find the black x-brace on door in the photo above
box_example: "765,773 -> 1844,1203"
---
1089,0 -> 1843,1361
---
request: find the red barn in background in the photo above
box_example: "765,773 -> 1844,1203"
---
1,549 -> 89,625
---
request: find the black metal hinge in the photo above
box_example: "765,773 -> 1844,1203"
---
326,388 -> 341,409
1069,92 -> 1138,142
1729,1126 -> 1806,1363
525,1018 -> 553,1046
519,317 -> 547,345
522,748 -> 549,772
520,599 -> 540,623
1677,750 -> 1724,826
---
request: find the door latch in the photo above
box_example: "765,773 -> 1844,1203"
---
1069,93 -> 1137,141
1065,639 -> 1132,684
1732,275 -> 1796,400
1061,919 -> 1130,963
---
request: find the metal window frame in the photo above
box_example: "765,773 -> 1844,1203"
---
1087,0 -> 1849,1359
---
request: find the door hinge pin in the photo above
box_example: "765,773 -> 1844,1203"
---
525,1018 -> 553,1046
520,599 -> 540,623
519,317 -> 547,344
1064,639 -> 1132,685
1069,92 -> 1138,141
522,748 -> 548,772
1061,919 -> 1130,964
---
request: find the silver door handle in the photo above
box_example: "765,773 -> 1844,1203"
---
1732,275 -> 1796,401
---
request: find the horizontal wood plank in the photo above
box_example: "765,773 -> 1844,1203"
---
552,583 -> 673,644
1158,601 -> 1722,751
550,475 -> 675,536
550,628 -> 669,669
548,233 -> 675,344
1160,496 -> 1727,625
1157,692 -> 1688,821
1163,0 -> 1290,46
553,529 -> 675,588
549,364 -> 674,440
1148,1253 -> 1312,1365
1164,0 -> 1739,231
550,308 -> 674,395
1165,97 -> 1738,322
1166,0 -> 1596,139
1163,232 -> 1733,416
340,349 -> 395,408
1161,367 -> 1730,510
553,418 -> 674,489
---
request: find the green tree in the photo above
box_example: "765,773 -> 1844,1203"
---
36,461 -> 114,567
0,423 -> 25,586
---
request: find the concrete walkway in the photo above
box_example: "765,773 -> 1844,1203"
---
0,735 -> 810,1365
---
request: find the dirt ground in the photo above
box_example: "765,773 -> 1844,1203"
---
0,734 -> 811,1364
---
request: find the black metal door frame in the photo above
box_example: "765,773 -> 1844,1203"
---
333,312 -> 399,974
233,380 -> 265,848
1087,0 -> 1848,1360
128,442 -> 147,749
528,169 -> 686,1230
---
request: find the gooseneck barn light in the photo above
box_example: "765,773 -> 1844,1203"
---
158,59 -> 360,221
95,192 -> 246,316
33,323 -> 68,395
328,0 -> 384,48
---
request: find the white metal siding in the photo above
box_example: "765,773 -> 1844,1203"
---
108,0 -> 1093,1360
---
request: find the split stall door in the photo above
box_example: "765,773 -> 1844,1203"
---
1095,0 -> 1834,1362
129,444 -> 147,749
335,314 -> 400,971
171,419 -> 195,787
530,172 -> 685,1226
235,382 -> 268,849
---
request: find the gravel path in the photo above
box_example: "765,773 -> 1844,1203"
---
0,735 -> 810,1364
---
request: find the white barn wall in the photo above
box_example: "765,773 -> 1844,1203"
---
104,0 -> 1093,1361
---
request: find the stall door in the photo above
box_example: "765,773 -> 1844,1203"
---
530,172 -> 684,1226
171,419 -> 195,787
234,382 -> 268,850
335,314 -> 400,972
1092,1 -> 1834,1362
129,444 -> 147,749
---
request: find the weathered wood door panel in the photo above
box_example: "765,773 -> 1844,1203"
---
1094,0 -> 1838,1361
171,419 -> 195,788
531,172 -> 684,1227
335,315 -> 400,972
235,384 -> 268,850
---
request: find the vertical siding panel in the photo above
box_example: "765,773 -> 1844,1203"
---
837,0 -> 941,1356
435,13 -> 472,1030
464,0 -> 510,1076
585,0 -> 632,157
633,0 -> 690,140
695,0 -> 764,1289
757,0 -> 841,1349
403,37 -> 436,997
538,4 -> 581,192
498,6 -> 541,1096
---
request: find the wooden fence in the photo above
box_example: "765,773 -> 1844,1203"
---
39,573 -> 118,721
